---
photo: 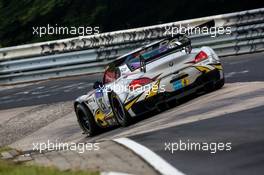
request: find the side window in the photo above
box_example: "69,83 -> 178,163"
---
103,67 -> 120,84
127,56 -> 140,70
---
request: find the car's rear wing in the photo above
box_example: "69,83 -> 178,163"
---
118,34 -> 191,72
138,34 -> 192,72
113,19 -> 216,68
114,34 -> 191,64
110,19 -> 216,72
140,34 -> 191,54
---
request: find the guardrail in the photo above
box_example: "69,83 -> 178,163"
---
0,8 -> 264,85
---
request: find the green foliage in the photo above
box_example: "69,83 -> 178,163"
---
0,146 -> 13,153
0,0 -> 263,47
0,160 -> 98,175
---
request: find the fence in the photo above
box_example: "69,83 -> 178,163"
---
0,8 -> 264,85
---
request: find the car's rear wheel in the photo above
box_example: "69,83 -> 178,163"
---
214,78 -> 225,90
109,92 -> 132,127
75,104 -> 101,136
204,78 -> 225,92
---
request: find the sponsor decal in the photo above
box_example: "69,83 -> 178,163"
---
172,79 -> 189,91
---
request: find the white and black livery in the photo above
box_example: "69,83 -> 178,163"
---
74,34 -> 225,136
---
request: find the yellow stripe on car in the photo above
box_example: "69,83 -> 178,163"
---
125,95 -> 141,110
195,66 -> 211,73
182,78 -> 189,86
213,64 -> 223,70
146,80 -> 160,99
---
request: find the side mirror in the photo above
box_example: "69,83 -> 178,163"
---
93,81 -> 103,89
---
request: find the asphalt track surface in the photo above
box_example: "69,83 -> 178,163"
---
1,52 -> 264,175
131,106 -> 264,175
0,73 -> 102,110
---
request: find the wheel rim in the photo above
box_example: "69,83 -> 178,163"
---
78,109 -> 90,132
113,97 -> 125,122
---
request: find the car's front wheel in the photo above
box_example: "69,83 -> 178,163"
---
109,92 -> 132,127
75,104 -> 101,136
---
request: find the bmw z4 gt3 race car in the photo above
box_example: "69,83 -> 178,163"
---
74,35 -> 225,136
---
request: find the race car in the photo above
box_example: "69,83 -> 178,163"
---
74,34 -> 224,136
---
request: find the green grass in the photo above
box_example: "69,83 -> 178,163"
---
0,160 -> 99,175
0,146 -> 13,153
0,147 -> 98,175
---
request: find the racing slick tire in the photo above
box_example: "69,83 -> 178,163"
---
75,104 -> 101,136
214,78 -> 225,90
109,92 -> 132,127
205,78 -> 225,92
